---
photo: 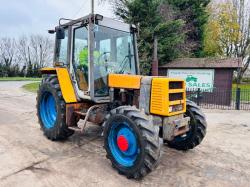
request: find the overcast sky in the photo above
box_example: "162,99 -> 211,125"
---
0,0 -> 114,38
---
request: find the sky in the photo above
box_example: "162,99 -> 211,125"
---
0,0 -> 114,38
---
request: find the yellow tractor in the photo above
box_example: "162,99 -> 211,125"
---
37,14 -> 207,179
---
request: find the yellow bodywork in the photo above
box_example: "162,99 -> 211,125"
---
41,69 -> 186,116
150,78 -> 186,116
108,74 -> 186,116
108,74 -> 142,89
41,68 -> 78,103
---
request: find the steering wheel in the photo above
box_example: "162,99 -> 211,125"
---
97,52 -> 118,74
97,52 -> 111,66
118,54 -> 134,74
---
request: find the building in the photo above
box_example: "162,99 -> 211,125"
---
159,58 -> 242,106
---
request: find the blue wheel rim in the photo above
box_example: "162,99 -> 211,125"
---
39,92 -> 57,129
108,122 -> 139,167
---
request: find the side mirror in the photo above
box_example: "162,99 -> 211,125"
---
56,27 -> 65,40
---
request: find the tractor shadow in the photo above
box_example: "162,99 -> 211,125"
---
64,122 -> 206,186
69,122 -> 104,148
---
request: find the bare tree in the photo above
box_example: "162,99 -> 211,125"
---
0,38 -> 15,66
29,35 -> 53,68
17,35 -> 53,69
0,38 -> 16,76
231,0 -> 250,82
16,36 -> 30,68
0,34 -> 54,77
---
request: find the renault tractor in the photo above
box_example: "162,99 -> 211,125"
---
37,14 -> 207,179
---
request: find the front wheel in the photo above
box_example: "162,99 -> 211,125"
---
166,100 -> 207,150
103,106 -> 161,179
37,75 -> 74,140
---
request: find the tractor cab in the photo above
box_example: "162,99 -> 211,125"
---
53,14 -> 139,103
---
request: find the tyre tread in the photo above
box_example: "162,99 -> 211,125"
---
37,75 -> 74,140
167,100 -> 207,150
103,105 -> 161,179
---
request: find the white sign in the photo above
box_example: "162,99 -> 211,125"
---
168,69 -> 214,91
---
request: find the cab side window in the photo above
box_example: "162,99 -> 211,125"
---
55,29 -> 68,64
73,26 -> 89,91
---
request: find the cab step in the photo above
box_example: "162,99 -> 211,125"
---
68,126 -> 82,132
74,111 -> 87,117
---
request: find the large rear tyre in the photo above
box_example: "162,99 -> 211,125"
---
166,100 -> 207,150
37,75 -> 74,140
103,106 -> 161,179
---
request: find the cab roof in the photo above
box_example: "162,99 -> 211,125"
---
59,14 -> 135,33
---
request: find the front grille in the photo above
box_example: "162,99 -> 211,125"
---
151,82 -> 164,112
169,81 -> 183,89
150,78 -> 186,116
169,93 -> 183,101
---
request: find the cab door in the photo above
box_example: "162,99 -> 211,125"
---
69,24 -> 92,100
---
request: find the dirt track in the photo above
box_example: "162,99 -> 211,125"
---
0,81 -> 249,187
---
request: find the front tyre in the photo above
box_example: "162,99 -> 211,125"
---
103,106 -> 161,179
166,100 -> 207,150
37,75 -> 74,140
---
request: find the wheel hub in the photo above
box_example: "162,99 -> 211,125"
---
117,135 -> 129,152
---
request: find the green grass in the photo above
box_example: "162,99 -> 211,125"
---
22,82 -> 40,93
232,83 -> 250,89
232,84 -> 250,102
0,77 -> 42,81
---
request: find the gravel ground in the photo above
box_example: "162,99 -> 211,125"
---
0,81 -> 249,187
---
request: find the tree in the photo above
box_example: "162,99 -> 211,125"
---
16,36 -> 30,69
0,38 -> 16,76
154,19 -> 185,62
232,0 -> 250,82
203,0 -> 250,82
114,0 -> 185,75
29,35 -> 53,68
26,58 -> 33,77
166,0 -> 211,56
16,35 -> 53,77
17,35 -> 53,69
203,3 -> 240,56
0,34 -> 53,77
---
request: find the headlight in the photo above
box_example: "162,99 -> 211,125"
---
169,104 -> 183,113
169,106 -> 173,112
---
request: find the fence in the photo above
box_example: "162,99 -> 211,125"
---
186,87 -> 250,110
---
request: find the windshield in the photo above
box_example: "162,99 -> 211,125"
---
93,25 -> 137,97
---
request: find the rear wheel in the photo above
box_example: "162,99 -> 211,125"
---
37,75 -> 74,140
103,106 -> 161,179
166,100 -> 207,150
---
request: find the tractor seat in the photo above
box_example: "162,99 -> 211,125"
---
76,69 -> 88,91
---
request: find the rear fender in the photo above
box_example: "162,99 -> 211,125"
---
41,68 -> 78,103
